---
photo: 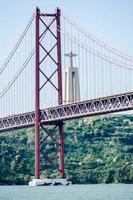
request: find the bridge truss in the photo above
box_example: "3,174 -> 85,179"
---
1,91 -> 133,131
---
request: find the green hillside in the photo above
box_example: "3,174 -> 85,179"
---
0,114 -> 133,184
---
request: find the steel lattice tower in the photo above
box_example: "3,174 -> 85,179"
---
35,7 -> 64,179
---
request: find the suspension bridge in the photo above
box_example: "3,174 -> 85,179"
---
0,7 -> 133,184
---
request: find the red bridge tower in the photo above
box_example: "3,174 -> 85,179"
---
34,7 -> 64,180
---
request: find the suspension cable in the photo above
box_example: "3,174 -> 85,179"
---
61,12 -> 133,62
0,49 -> 35,99
0,13 -> 35,75
0,17 -> 53,99
56,24 -> 133,71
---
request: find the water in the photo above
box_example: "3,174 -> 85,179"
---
0,184 -> 132,200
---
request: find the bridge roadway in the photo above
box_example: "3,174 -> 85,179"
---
0,92 -> 133,132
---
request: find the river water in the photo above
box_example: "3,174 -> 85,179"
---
0,184 -> 132,200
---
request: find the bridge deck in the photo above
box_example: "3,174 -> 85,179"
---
0,92 -> 133,132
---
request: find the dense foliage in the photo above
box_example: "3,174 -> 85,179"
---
0,114 -> 133,184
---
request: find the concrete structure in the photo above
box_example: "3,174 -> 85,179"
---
64,51 -> 80,104
29,178 -> 72,186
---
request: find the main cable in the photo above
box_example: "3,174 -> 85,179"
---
57,25 -> 133,71
0,13 -> 35,75
0,17 -> 53,99
0,49 -> 35,99
61,12 -> 133,63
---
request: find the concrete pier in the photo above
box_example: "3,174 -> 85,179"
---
29,178 -> 72,186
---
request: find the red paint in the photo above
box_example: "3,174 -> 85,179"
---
58,123 -> 65,178
56,8 -> 63,105
56,8 -> 65,178
35,7 -> 40,179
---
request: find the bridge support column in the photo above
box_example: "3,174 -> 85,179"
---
56,8 -> 65,178
35,7 -> 40,179
58,123 -> 65,178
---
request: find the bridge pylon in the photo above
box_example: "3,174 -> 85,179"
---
34,7 -> 64,180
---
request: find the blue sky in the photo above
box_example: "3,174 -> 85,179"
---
0,0 -> 133,66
